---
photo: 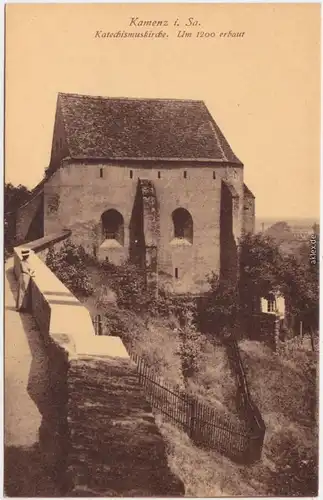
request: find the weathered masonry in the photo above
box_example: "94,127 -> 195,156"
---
18,93 -> 255,294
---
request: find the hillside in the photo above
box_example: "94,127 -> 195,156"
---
156,340 -> 318,497
45,243 -> 318,497
255,217 -> 318,234
82,283 -> 239,419
262,220 -> 316,258
79,272 -> 318,496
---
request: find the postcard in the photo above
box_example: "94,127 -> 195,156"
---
4,3 -> 320,497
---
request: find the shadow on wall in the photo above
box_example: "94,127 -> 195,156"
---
67,357 -> 185,497
129,181 -> 146,270
6,244 -> 184,497
16,190 -> 44,246
4,444 -> 59,497
25,194 -> 45,244
5,267 -> 67,496
5,266 -> 51,416
220,181 -> 238,284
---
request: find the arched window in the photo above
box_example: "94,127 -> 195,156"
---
172,208 -> 193,244
101,209 -> 124,245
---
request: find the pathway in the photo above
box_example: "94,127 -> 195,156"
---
4,259 -> 58,496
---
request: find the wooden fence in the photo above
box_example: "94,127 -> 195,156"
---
93,314 -> 105,336
225,338 -> 266,461
93,314 -> 265,464
130,351 -> 265,465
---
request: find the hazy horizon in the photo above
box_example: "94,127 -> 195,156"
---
256,216 -> 319,222
255,216 -> 319,233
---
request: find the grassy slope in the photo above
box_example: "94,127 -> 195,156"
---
80,266 -> 317,497
80,263 -> 238,414
239,340 -> 318,467
156,417 -> 260,497
156,340 -> 317,497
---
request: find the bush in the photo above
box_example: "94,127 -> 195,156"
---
179,327 -> 205,380
103,306 -> 145,348
99,259 -> 178,318
154,287 -> 177,318
187,341 -> 238,414
198,273 -> 239,337
177,304 -> 206,381
99,260 -> 153,313
131,318 -> 185,387
266,428 -> 318,496
46,241 -> 94,297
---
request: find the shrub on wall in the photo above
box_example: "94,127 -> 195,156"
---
96,259 -> 206,382
99,259 -> 178,318
46,241 -> 94,297
199,273 -> 239,338
176,303 -> 206,381
100,259 -> 153,312
179,326 -> 206,381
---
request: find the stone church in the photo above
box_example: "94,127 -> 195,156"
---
16,92 -> 255,295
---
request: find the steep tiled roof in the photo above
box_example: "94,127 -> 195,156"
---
58,93 -> 242,164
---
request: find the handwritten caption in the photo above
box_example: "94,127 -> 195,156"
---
94,17 -> 246,39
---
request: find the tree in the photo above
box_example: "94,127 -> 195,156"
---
4,183 -> 32,253
281,254 -> 319,333
239,232 -> 319,335
239,232 -> 285,322
46,241 -> 94,297
265,221 -> 294,244
199,273 -> 240,338
99,259 -> 155,314
202,233 -> 319,340
4,182 -> 32,213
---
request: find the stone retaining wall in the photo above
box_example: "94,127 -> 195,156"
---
13,240 -> 184,496
67,356 -> 184,496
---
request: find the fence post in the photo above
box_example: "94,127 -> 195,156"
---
98,314 -> 103,336
309,327 -> 315,352
94,315 -> 99,335
246,422 -> 265,464
188,397 -> 197,441
138,358 -> 142,385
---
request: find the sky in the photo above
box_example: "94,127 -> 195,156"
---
5,3 -> 321,219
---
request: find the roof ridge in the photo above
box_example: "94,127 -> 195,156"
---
57,94 -> 72,154
55,93 -> 242,164
58,92 -> 204,104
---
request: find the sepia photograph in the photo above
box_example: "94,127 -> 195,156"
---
3,3 -> 320,497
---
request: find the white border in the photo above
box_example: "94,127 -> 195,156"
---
0,2 -> 321,500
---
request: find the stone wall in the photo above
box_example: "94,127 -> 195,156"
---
242,184 -> 255,235
43,161 -> 245,294
140,179 -> 159,275
220,181 -> 239,284
13,242 -> 184,496
67,356 -> 184,497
